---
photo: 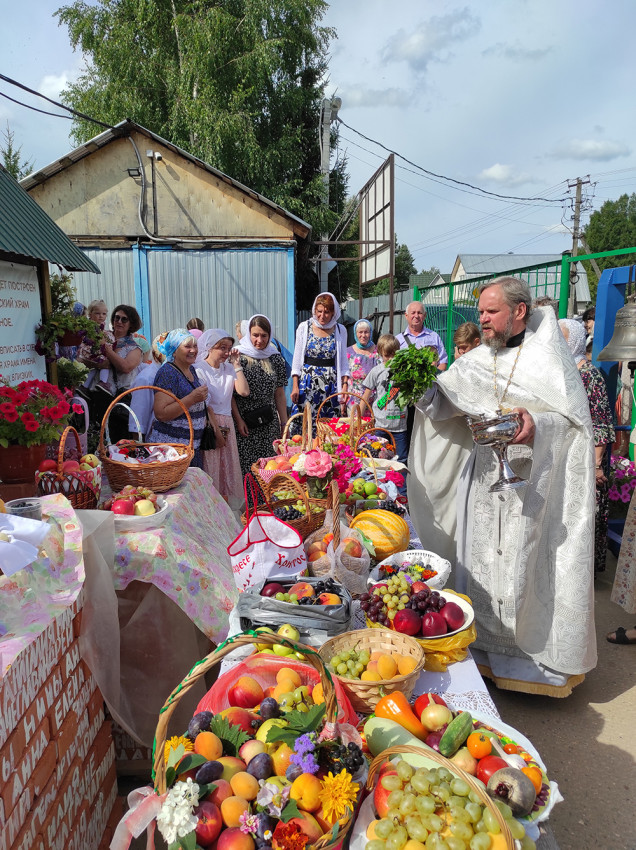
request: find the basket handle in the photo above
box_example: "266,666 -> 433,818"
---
152,631 -> 338,794
264,472 -> 310,513
328,480 -> 341,549
365,744 -> 514,848
243,472 -> 264,523
316,390 -> 370,420
98,385 -> 194,455
55,426 -> 83,477
355,426 -> 397,453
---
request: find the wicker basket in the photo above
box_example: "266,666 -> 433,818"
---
318,627 -> 425,714
152,631 -> 359,850
273,402 -> 313,455
365,745 -> 514,848
240,471 -> 326,539
355,426 -> 397,458
316,391 -> 374,447
98,386 -> 193,493
36,426 -> 100,509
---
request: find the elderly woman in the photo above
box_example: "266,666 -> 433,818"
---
147,329 -> 208,468
345,319 -> 378,408
291,292 -> 349,423
233,315 -> 288,476
196,328 -> 249,507
560,319 -> 615,574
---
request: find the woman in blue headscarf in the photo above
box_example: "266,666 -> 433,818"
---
147,329 -> 209,468
345,319 -> 378,409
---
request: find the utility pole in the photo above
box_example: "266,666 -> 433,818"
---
567,175 -> 590,316
319,96 -> 341,292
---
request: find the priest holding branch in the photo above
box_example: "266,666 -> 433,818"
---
408,277 -> 597,696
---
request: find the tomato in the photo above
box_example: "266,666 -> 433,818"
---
522,766 -> 543,794
466,732 -> 492,760
475,755 -> 508,785
503,743 -> 520,754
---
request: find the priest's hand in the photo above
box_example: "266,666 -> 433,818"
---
512,407 -> 535,444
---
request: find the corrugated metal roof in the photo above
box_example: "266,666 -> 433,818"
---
456,253 -> 590,302
20,120 -> 311,240
0,165 -> 100,272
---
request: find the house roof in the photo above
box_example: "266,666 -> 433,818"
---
453,253 -> 590,301
0,165 -> 100,272
20,120 -> 311,240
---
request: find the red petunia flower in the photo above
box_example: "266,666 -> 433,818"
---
24,420 -> 39,432
72,403 -> 83,415
3,409 -> 18,422
0,402 -> 15,414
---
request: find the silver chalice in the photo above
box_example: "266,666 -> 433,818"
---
467,409 -> 527,492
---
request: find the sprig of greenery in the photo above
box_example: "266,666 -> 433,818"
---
266,703 -> 326,746
387,344 -> 438,408
208,714 -> 250,756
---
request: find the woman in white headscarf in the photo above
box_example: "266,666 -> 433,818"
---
195,329 -> 249,507
290,292 -> 350,424
233,315 -> 289,477
560,318 -> 615,573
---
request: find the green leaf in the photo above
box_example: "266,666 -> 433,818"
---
176,753 -> 206,775
208,714 -> 250,757
280,799 -> 301,823
266,703 -> 326,745
165,765 -> 176,788
197,782 -> 217,800
356,530 -> 376,557
167,743 -> 190,769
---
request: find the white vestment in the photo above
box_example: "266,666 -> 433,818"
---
408,308 -> 597,678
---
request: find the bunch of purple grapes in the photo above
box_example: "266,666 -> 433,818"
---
405,586 -> 445,615
359,591 -> 390,626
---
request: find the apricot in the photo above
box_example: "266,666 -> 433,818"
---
230,771 -> 260,801
194,731 -> 223,761
360,670 -> 382,682
217,828 -> 255,850
220,796 -> 250,828
209,778 -> 233,807
366,660 -> 379,674
397,655 -> 418,676
228,675 -> 265,709
276,667 -> 302,687
289,580 -> 315,598
369,651 -> 383,662
307,549 -> 328,563
290,773 -> 322,812
376,654 -> 398,680
311,682 -> 324,704
273,678 -> 297,701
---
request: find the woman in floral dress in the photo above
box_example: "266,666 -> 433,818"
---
560,320 -> 615,573
345,319 -> 378,412
290,293 -> 350,427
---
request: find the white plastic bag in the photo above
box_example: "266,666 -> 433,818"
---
304,509 -> 370,595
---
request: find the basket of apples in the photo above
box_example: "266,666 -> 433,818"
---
100,484 -> 170,531
35,426 -> 101,509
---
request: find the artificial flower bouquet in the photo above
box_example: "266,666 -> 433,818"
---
113,632 -> 365,850
0,376 -> 83,448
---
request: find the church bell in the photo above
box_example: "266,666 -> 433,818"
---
598,265 -> 636,362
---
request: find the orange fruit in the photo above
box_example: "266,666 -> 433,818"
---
522,765 -> 543,794
194,731 -> 223,761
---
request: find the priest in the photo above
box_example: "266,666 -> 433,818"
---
408,277 -> 597,695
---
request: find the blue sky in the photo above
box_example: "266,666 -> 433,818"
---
3,0 -> 636,274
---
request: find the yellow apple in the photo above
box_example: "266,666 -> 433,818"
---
134,499 -> 156,516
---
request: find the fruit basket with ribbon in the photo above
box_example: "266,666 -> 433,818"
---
36,425 -> 101,509
240,473 -> 327,540
272,403 -> 314,457
111,631 -> 365,850
315,392 -> 374,448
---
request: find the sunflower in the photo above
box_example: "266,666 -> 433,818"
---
164,735 -> 194,765
318,770 -> 359,823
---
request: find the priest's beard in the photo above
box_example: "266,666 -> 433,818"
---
482,311 -> 515,350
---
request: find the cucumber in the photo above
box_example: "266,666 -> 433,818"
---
438,711 -> 474,757
364,716 -> 440,770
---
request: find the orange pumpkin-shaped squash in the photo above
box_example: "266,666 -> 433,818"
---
349,509 -> 410,560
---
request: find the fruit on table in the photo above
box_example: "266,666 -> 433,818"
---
37,459 -> 58,474
341,537 -> 363,558
290,772 -> 323,812
79,453 -> 100,468
194,800 -> 223,847
349,509 -> 410,560
228,676 -> 265,709
133,498 -> 155,516
112,498 -> 135,515
476,754 -> 509,785
306,541 -> 328,562
246,751 -> 274,780
392,608 -> 421,636
440,599 -> 465,632
194,731 -> 223,761
420,610 -> 447,637
218,707 -> 260,737
230,771 -> 260,801
218,756 -> 248,783
419,703 -> 453,733
260,582 -> 286,597
217,827 -> 255,850
466,731 -> 493,760
288,580 -> 314,599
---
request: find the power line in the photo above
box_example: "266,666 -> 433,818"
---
0,90 -> 73,119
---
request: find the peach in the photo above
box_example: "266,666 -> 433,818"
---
208,778 -> 233,807
376,654 -> 398,680
290,773 -> 322,812
315,805 -> 339,833
276,667 -> 302,687
289,580 -> 315,598
230,771 -> 260,801
217,828 -> 255,850
194,800 -> 223,846
374,768 -> 398,818
218,756 -> 247,782
322,533 -> 334,545
369,651 -> 383,662
194,731 -> 223,761
220,795 -> 250,828
219,707 -> 259,736
239,739 -> 267,764
307,549 -> 328,563
286,813 -> 323,843
271,743 -> 294,776
228,675 -> 265,709
341,537 -> 363,558
318,592 -> 341,605
366,660 -> 379,674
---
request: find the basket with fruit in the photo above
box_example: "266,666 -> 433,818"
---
35,426 -> 101,509
273,403 -> 314,457
134,631 -> 364,850
240,473 -> 326,539
318,627 -> 425,714
316,391 -> 375,448
354,428 -> 397,461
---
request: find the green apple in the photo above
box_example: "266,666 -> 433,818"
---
255,718 -> 288,743
272,644 -> 294,657
253,626 -> 275,651
364,481 -> 378,496
277,623 -> 300,642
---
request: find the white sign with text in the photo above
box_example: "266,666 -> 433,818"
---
0,261 -> 46,384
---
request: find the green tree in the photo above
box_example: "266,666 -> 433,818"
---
583,193 -> 636,300
369,237 -> 417,295
1,123 -> 34,179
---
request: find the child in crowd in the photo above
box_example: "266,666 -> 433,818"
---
361,333 -> 408,465
79,299 -> 115,395
453,322 -> 481,359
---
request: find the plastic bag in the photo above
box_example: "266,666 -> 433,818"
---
195,652 -> 358,726
304,510 -> 370,596
418,591 -> 477,672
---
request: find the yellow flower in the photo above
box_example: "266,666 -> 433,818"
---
318,770 -> 359,824
164,735 -> 194,765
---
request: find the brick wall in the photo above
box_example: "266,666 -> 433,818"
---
0,595 -> 118,850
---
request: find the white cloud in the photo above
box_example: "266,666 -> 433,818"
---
478,163 -> 537,187
382,8 -> 481,72
339,86 -> 413,109
482,41 -> 552,61
39,70 -> 82,101
548,138 -> 631,161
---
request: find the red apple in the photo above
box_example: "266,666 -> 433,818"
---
37,459 -> 57,474
439,601 -> 465,632
194,800 -> 223,847
393,608 -> 421,636
421,611 -> 448,637
411,581 -> 429,594
261,582 -> 287,597
112,499 -> 135,515
373,767 -> 398,817
62,460 -> 80,474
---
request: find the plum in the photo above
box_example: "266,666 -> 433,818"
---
188,710 -> 213,739
259,697 -> 280,720
246,752 -> 273,780
255,813 -> 275,843
285,764 -> 303,782
195,760 -> 224,784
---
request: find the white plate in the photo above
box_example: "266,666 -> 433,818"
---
366,585 -> 474,638
113,496 -> 171,532
370,549 -> 452,590
361,457 -> 408,472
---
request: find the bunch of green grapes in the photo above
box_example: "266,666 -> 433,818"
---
366,759 -> 536,850
371,573 -> 411,622
274,592 -> 299,604
277,684 -> 313,713
329,647 -> 371,679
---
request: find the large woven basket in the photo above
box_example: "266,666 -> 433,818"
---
319,627 -> 425,714
152,631 -> 360,850
98,386 -> 193,492
240,472 -> 326,539
355,425 -> 397,458
36,426 -> 100,509
366,745 -> 514,848
273,402 -> 313,456
316,391 -> 374,447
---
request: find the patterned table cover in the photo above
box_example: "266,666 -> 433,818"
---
111,467 -> 241,643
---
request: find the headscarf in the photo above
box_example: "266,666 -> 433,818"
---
353,319 -> 374,349
311,292 -> 341,330
152,332 -> 168,364
195,329 -> 234,364
559,319 -> 587,362
240,320 -> 249,340
236,315 -> 279,360
158,328 -> 193,363
190,328 -> 203,339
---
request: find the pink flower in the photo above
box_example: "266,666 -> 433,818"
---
303,450 -> 333,478
608,486 -> 620,501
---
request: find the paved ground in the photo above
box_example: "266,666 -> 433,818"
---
488,553 -> 636,850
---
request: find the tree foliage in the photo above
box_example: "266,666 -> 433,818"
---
583,193 -> 636,299
1,123 -> 34,180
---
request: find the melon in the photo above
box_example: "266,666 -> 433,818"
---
349,509 -> 410,560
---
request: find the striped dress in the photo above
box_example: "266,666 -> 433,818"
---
147,362 -> 206,468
